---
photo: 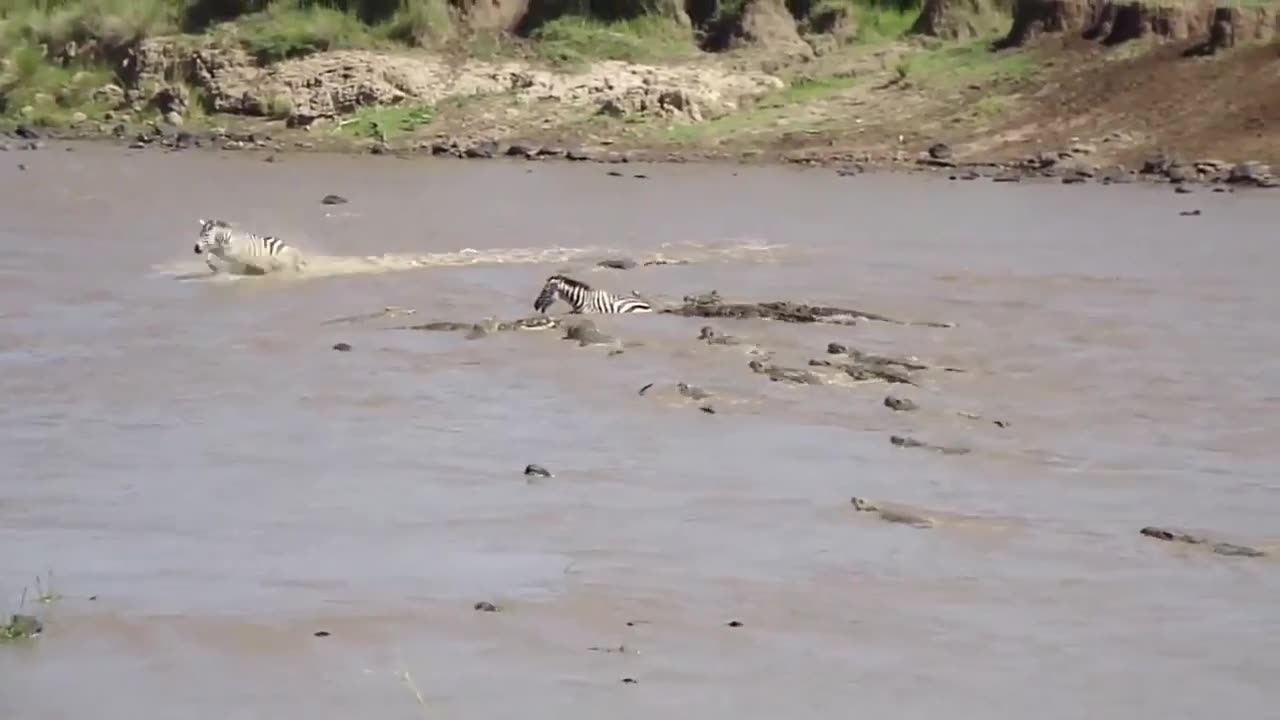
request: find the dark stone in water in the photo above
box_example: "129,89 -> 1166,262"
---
1174,184 -> 1192,194
332,343 -> 352,352
699,406 -> 716,414
524,464 -> 552,478
14,125 -> 39,140
827,342 -> 847,354
606,170 -> 624,177
1179,209 -> 1201,216
474,601 -> 500,612
314,630 -> 331,637
322,194 -> 348,205
726,620 -> 743,628
621,677 -> 638,684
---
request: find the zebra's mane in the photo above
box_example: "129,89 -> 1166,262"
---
547,274 -> 592,291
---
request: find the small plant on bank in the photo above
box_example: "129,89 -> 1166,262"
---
335,101 -> 434,141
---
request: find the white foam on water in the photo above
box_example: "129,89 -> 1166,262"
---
151,245 -> 607,282
152,238 -> 791,283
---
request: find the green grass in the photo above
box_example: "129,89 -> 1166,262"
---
0,43 -> 114,123
897,36 -> 1040,86
653,71 -> 856,145
333,101 -> 434,140
233,3 -> 385,62
529,15 -> 697,68
849,1 -> 920,44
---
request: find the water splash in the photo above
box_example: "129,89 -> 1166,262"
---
152,238 -> 790,282
152,246 -> 606,282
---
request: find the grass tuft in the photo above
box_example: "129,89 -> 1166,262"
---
530,15 -> 696,68
334,101 -> 434,140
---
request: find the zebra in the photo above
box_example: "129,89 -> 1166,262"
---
193,218 -> 306,275
532,274 -> 653,315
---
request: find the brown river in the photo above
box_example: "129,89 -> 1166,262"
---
1,143 -> 1278,718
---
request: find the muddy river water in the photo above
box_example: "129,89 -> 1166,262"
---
1,144 -> 1277,719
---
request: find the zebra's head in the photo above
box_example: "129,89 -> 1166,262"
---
533,274 -> 588,314
194,218 -> 231,255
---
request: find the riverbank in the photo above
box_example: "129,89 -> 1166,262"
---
2,0 -> 1278,187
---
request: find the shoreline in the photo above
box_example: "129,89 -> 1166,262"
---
7,123 -> 1277,194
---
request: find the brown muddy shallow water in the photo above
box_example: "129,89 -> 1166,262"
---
1,144 -> 1278,719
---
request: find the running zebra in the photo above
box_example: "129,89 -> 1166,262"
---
193,218 -> 307,274
532,274 -> 653,315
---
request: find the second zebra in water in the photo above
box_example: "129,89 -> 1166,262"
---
533,274 -> 653,314
194,218 -> 308,275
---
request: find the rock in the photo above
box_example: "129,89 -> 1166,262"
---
70,111 -> 88,124
1174,184 -> 1192,194
473,601 -> 500,612
598,258 -> 637,270
1166,163 -> 1198,183
826,342 -> 847,354
524,464 -> 552,478
1227,161 -> 1272,186
332,342 -> 352,352
884,395 -> 919,411
1179,209 -> 1201,216
13,125 -> 39,140
321,194 -> 348,205
505,142 -> 538,158
464,140 -> 498,159
927,142 -> 953,159
163,111 -> 184,127
157,40 -> 783,126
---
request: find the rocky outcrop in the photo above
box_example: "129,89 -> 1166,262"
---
999,0 -> 1219,48
125,39 -> 783,126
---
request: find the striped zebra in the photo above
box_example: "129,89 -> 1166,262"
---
532,274 -> 653,315
193,218 -> 306,274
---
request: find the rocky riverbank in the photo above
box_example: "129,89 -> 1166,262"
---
2,0 -> 1278,186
